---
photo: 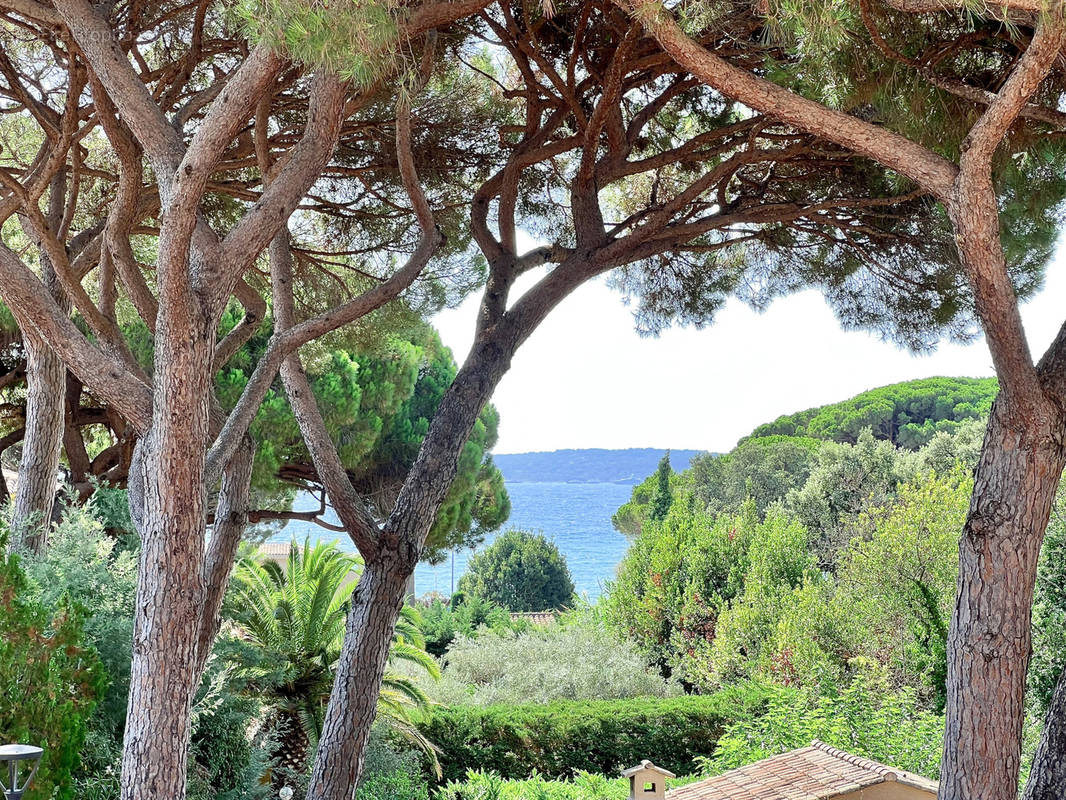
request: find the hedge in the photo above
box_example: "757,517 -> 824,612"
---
418,687 -> 770,782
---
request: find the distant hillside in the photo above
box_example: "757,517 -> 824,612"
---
494,448 -> 705,484
747,376 -> 997,450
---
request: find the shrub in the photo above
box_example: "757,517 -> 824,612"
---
428,619 -> 679,706
419,595 -> 522,657
704,668 -> 943,780
23,501 -> 138,740
356,726 -> 431,800
435,769 -> 658,800
0,531 -> 105,800
459,530 -> 574,612
188,686 -> 273,800
418,688 -> 770,782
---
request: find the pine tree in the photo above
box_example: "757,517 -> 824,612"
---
649,452 -> 673,523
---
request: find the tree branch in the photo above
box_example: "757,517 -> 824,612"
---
618,0 -> 959,199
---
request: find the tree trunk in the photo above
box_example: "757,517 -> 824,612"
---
120,315 -> 214,800
939,399 -> 1066,800
270,708 -> 312,787
1025,666 -> 1066,800
11,330 -> 67,554
306,331 -> 520,800
305,554 -> 414,799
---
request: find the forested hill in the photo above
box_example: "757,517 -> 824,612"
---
494,448 -> 704,484
747,376 -> 997,449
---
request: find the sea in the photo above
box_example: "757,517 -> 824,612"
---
267,480 -> 635,601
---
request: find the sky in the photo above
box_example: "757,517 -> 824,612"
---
432,236 -> 1066,456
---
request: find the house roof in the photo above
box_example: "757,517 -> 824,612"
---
509,611 -> 559,626
666,741 -> 939,800
257,541 -> 295,557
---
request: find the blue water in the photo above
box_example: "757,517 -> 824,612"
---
267,481 -> 634,601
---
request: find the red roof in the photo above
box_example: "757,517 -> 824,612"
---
667,741 -> 938,800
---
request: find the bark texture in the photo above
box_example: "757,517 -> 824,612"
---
305,557 -> 414,799
120,311 -> 214,800
939,400 -> 1065,800
1025,668 -> 1066,800
11,331 -> 66,553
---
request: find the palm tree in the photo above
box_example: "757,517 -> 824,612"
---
223,537 -> 441,782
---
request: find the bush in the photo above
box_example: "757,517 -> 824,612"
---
0,530 -> 105,800
356,726 -> 431,800
418,688 -> 770,783
704,668 -> 943,780
419,595 -> 522,658
23,501 -> 138,740
436,769 -> 678,800
188,687 -> 272,800
459,530 -> 574,612
427,618 -> 679,706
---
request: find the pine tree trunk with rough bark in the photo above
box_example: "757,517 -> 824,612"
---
306,328 -> 526,800
305,556 -> 414,798
1025,668 -> 1066,800
120,314 -> 214,800
939,398 -> 1066,800
937,159 -> 1066,800
11,330 -> 66,554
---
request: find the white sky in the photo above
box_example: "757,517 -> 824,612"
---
432,235 -> 1066,455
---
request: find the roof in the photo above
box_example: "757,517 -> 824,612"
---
624,760 -> 676,779
257,541 -> 296,557
666,741 -> 939,800
509,611 -> 559,626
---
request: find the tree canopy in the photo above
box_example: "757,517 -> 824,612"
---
458,530 -> 576,612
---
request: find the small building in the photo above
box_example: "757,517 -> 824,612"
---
624,760 -> 676,800
625,741 -> 937,800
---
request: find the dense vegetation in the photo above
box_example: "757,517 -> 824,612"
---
457,531 -> 575,612
9,376 -> 1066,800
747,377 -> 997,448
0,523 -> 104,800
419,690 -> 768,782
601,377 -> 1066,797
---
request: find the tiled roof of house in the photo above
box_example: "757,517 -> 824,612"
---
509,611 -> 559,626
257,541 -> 295,557
666,741 -> 939,800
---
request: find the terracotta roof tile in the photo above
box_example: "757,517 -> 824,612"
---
666,741 -> 938,800
509,611 -> 559,626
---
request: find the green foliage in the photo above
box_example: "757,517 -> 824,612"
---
358,726 -> 432,800
785,430 -> 919,567
704,668 -> 943,781
689,436 -> 821,517
188,689 -> 273,800
611,470 -> 687,537
690,510 -> 831,690
222,539 -> 441,772
840,471 -> 970,710
125,306 -> 509,560
23,501 -> 138,740
0,527 -> 104,800
418,688 -> 770,783
421,616 -> 679,706
435,769 -> 699,800
649,452 -> 673,522
604,502 -> 811,684
458,531 -> 575,612
237,0 -> 403,84
1030,480 -> 1066,716
749,377 -> 997,448
355,765 -> 430,800
418,595 -> 523,658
